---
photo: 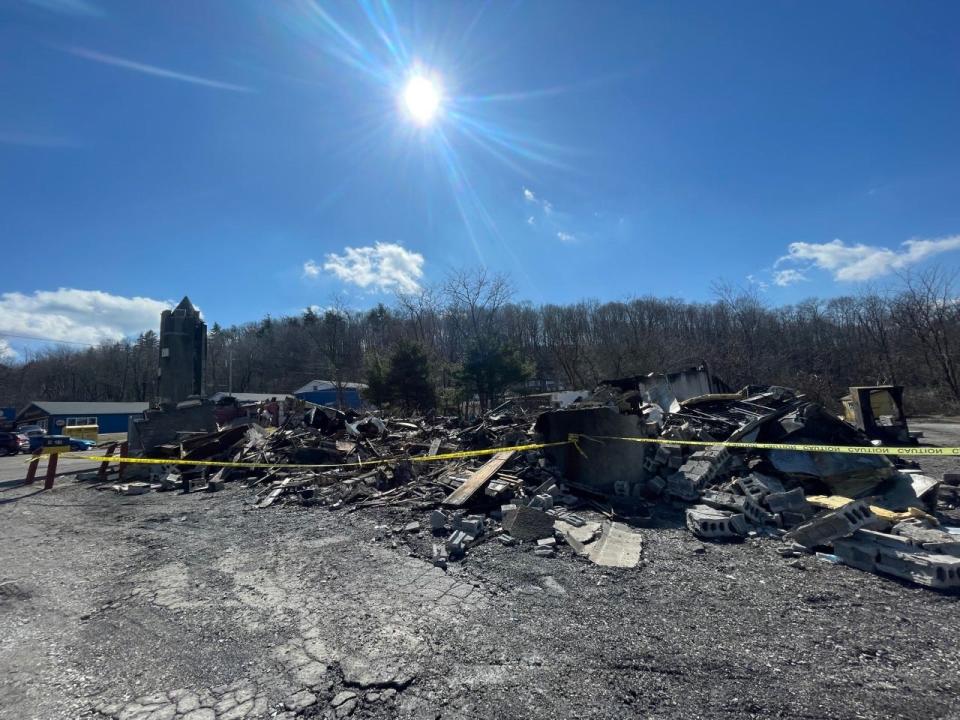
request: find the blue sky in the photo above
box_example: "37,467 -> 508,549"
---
2,0 -> 960,358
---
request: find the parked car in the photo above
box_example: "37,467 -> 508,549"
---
68,438 -> 96,451
17,425 -> 47,452
0,431 -> 28,456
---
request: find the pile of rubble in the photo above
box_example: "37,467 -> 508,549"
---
100,365 -> 959,589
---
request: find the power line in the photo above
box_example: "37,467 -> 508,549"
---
0,331 -> 101,347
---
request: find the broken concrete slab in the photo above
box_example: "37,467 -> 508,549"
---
554,519 -> 602,555
587,522 -> 643,568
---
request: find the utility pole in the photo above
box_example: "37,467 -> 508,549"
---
228,349 -> 233,395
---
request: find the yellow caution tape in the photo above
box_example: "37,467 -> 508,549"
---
66,439 -> 573,471
571,434 -> 960,457
51,432 -> 959,473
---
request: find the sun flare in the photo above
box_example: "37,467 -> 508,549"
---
402,74 -> 442,125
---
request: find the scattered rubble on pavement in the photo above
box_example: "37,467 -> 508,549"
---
80,366 -> 960,590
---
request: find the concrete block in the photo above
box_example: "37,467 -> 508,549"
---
781,509 -> 815,527
207,478 -> 224,492
765,487 -> 810,514
445,530 -> 470,558
529,493 -> 555,511
666,473 -> 700,502
686,505 -> 748,539
834,532 -> 960,589
533,546 -> 555,557
537,537 -> 557,547
430,510 -> 449,531
535,480 -> 560,497
497,534 -> 516,546
502,506 -> 555,541
701,490 -> 745,512
892,520 -> 960,557
460,516 -> 485,536
645,474 -> 666,497
784,500 -> 876,549
742,495 -> 777,526
431,544 -> 448,569
403,521 -> 421,533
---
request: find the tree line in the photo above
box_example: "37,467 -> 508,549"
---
1,268 -> 958,415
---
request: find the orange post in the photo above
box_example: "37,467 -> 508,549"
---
24,453 -> 41,484
119,442 -> 129,481
98,442 -> 118,480
43,453 -> 58,490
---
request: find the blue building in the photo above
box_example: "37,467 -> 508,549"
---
293,380 -> 366,409
15,401 -> 150,434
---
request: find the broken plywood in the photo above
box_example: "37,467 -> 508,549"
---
443,451 -> 515,507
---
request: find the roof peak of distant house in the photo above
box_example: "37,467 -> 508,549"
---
293,379 -> 368,395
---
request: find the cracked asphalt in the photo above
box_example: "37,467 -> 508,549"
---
1,421 -> 959,720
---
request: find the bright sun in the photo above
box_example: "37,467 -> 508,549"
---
402,74 -> 441,126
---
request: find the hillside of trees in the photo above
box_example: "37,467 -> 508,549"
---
1,268 -> 958,415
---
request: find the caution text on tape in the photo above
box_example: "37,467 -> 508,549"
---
571,434 -> 960,457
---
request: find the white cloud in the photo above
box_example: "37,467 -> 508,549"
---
523,187 -> 536,203
0,339 -> 17,362
63,46 -> 253,92
772,269 -> 808,287
543,200 -> 553,215
302,259 -> 321,278
322,242 -> 425,294
556,231 -> 577,244
777,235 -> 960,282
746,274 -> 770,291
0,289 -> 172,346
526,216 -> 535,226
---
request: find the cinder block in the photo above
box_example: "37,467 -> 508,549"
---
741,496 -> 776,526
701,490 -> 745,512
645,474 -> 666,497
686,505 -> 748,539
529,493 -> 554,511
460,516 -> 485,536
834,531 -> 960,589
765,487 -> 811,514
666,473 -> 700,502
430,510 -> 449,531
785,500 -> 877,549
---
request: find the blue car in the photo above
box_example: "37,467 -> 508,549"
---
23,434 -> 95,452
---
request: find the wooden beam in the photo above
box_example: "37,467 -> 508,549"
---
442,450 -> 515,507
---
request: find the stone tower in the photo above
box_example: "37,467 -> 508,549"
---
157,296 -> 206,406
